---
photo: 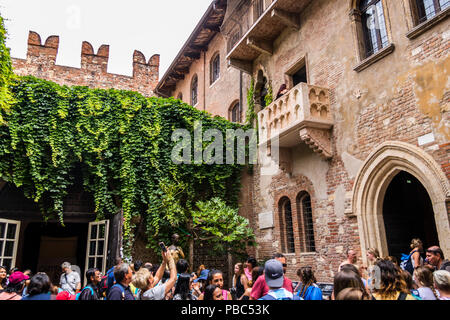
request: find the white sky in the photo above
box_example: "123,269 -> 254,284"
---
0,0 -> 213,77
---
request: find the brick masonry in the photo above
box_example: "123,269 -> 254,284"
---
12,31 -> 159,97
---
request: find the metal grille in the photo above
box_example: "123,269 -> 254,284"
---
211,54 -> 220,84
191,75 -> 198,106
416,0 -> 450,24
360,0 -> 390,58
279,198 -> 295,254
254,0 -> 265,21
300,194 -> 316,252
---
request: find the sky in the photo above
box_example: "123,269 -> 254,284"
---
0,0 -> 213,77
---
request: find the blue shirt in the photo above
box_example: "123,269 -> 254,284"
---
22,292 -> 52,300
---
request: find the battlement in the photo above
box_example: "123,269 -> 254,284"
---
12,31 -> 160,97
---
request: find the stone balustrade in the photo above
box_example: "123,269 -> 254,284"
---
258,82 -> 334,159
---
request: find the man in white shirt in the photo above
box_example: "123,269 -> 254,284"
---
60,262 -> 81,295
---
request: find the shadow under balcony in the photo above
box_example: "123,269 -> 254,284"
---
227,0 -> 313,73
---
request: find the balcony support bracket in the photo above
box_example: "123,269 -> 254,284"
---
299,126 -> 333,160
228,58 -> 253,74
271,9 -> 301,30
247,37 -> 273,55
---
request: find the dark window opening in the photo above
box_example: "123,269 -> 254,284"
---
280,198 -> 295,254
230,102 -> 240,123
191,75 -> 198,106
211,54 -> 220,84
293,66 -> 308,87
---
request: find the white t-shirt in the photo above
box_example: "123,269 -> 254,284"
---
60,271 -> 80,295
139,283 -> 166,300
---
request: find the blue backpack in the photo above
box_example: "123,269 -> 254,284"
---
75,286 -> 95,300
400,250 -> 417,274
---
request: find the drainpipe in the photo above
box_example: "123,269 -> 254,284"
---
203,51 -> 206,111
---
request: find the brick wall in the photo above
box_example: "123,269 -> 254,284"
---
12,31 -> 159,97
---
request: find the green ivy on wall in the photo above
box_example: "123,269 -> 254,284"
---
0,76 -> 250,257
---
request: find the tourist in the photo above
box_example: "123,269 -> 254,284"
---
203,284 -> 223,300
132,250 -> 176,300
77,268 -> 101,300
406,238 -> 424,272
192,268 -> 209,298
198,269 -> 231,300
413,267 -> 438,300
385,255 -> 399,266
245,257 -> 257,284
106,257 -> 123,292
426,246 -> 450,272
275,84 -> 288,100
60,262 -> 81,295
371,259 -> 417,300
176,259 -> 189,275
22,273 -> 55,300
339,263 -> 370,295
332,270 -> 368,300
0,271 -> 28,300
433,270 -> 450,300
366,248 -> 380,265
335,287 -> 370,300
107,263 -> 135,300
172,273 -> 197,300
294,267 -> 323,300
251,253 -> 293,300
259,259 -> 301,300
231,262 -> 248,300
400,270 -> 421,299
240,266 -> 263,300
338,248 -> 358,272
0,266 -> 7,291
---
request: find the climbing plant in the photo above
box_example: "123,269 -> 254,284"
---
0,15 -> 14,124
0,76 -> 255,257
245,78 -> 256,127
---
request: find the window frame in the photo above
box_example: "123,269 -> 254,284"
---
229,101 -> 241,123
296,193 -> 316,253
210,53 -> 220,85
278,197 -> 295,254
359,0 -> 390,58
191,75 -> 198,106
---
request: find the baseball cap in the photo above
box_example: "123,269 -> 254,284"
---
193,269 -> 209,283
8,271 -> 29,284
56,291 -> 76,300
264,259 -> 284,288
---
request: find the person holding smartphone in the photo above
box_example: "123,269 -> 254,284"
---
132,243 -> 177,300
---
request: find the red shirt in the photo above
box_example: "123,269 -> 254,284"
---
250,274 -> 293,300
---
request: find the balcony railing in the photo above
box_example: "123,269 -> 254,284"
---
258,82 -> 334,159
227,0 -> 312,71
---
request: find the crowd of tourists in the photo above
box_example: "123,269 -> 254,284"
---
0,239 -> 449,301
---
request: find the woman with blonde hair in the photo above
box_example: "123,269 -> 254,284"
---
231,263 -> 248,300
433,270 -> 450,300
413,267 -> 438,300
409,238 -> 424,271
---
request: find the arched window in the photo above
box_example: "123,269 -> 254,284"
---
191,75 -> 198,106
414,0 -> 449,24
279,197 -> 295,254
296,192 -> 315,252
229,101 -> 241,123
177,92 -> 183,101
359,0 -> 389,58
210,53 -> 220,84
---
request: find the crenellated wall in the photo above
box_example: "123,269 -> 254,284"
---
12,31 -> 159,97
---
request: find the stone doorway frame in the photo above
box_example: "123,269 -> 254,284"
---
349,141 -> 450,265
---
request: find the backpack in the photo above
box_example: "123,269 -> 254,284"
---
75,286 -> 95,300
400,250 -> 417,274
99,268 -> 115,297
260,288 -> 302,300
107,284 -> 125,301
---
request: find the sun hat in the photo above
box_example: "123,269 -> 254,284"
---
8,271 -> 29,284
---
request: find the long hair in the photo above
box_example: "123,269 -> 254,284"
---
250,266 -> 263,287
297,267 -> 317,298
410,238 -> 423,251
174,273 -> 192,300
233,263 -> 244,288
333,270 -> 368,299
203,284 -> 219,300
0,266 -> 7,288
373,259 -> 406,298
414,267 -> 439,299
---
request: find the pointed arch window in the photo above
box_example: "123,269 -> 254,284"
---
279,197 -> 295,254
296,192 -> 315,252
229,101 -> 241,123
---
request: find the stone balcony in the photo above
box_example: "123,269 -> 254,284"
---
258,82 -> 334,160
227,0 -> 313,73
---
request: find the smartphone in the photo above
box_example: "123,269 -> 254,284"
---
159,242 -> 167,252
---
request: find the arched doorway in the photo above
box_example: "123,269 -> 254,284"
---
351,141 -> 450,265
382,171 -> 439,260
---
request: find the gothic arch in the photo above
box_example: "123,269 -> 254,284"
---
350,141 -> 450,264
